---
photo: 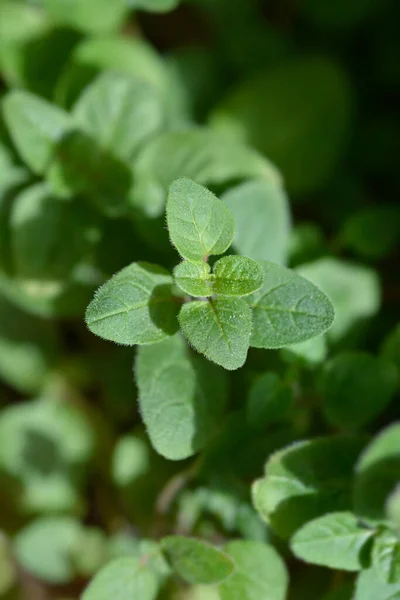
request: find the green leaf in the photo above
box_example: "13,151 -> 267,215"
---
86,262 -> 179,346
73,71 -> 164,160
112,436 -> 150,487
166,178 -> 235,262
179,298 -> 252,370
290,511 -> 374,571
47,130 -> 132,217
173,261 -> 212,297
0,396 -> 95,512
354,568 -> 400,600
246,372 -> 293,430
210,56 -> 353,194
136,334 -> 227,459
2,91 -> 70,174
219,540 -> 288,600
387,487 -> 400,533
0,291 -> 60,394
221,179 -> 291,265
319,352 -> 397,429
82,557 -> 159,600
373,531 -> 400,584
297,258 -> 380,341
247,261 -> 334,348
128,0 -> 181,12
252,436 -> 365,539
13,517 -> 82,584
43,0 -> 129,34
213,255 -> 264,297
161,536 -> 234,585
354,424 -> 400,523
133,128 -> 281,217
10,182 -> 100,282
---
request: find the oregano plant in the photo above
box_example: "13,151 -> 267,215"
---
0,1 -> 398,599
86,177 -> 334,370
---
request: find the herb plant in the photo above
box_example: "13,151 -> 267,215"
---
0,1 -> 399,600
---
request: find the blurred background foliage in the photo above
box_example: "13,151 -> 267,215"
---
0,0 -> 399,598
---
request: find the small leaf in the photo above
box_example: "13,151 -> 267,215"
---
319,352 -> 397,429
213,255 -> 264,297
252,436 -> 365,539
167,178 -> 235,262
354,568 -> 400,600
161,536 -> 234,585
291,511 -> 374,571
297,258 -> 380,341
86,262 -> 179,346
219,540 -> 288,600
82,557 -> 159,600
222,179 -> 291,265
73,71 -> 164,160
248,261 -> 334,348
136,334 -> 227,460
2,90 -> 71,174
246,372 -> 293,430
354,423 -> 400,523
179,298 -> 252,370
373,531 -> 400,584
13,517 -> 82,584
173,261 -> 212,297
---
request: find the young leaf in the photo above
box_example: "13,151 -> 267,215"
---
247,261 -> 334,348
2,91 -> 70,174
252,437 -> 365,538
219,540 -> 288,600
85,262 -> 179,346
82,557 -> 159,600
222,179 -> 291,265
372,531 -> 400,584
161,536 -> 234,585
246,372 -> 293,430
179,298 -> 252,370
73,71 -> 164,160
290,511 -> 374,571
297,258 -> 380,341
354,424 -> 400,523
173,261 -> 212,297
13,517 -> 82,584
166,178 -> 235,262
136,335 -> 227,460
354,568 -> 400,600
319,352 -> 397,429
213,255 -> 264,297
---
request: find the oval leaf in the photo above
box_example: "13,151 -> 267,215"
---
85,262 -> 179,345
82,557 -> 159,600
173,260 -> 212,297
179,297 -> 252,370
213,255 -> 264,297
167,178 -> 235,262
220,540 -> 288,600
136,334 -> 227,460
291,511 -> 374,571
248,261 -> 334,348
161,536 -> 234,585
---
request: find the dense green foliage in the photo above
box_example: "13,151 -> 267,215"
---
0,0 -> 399,599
